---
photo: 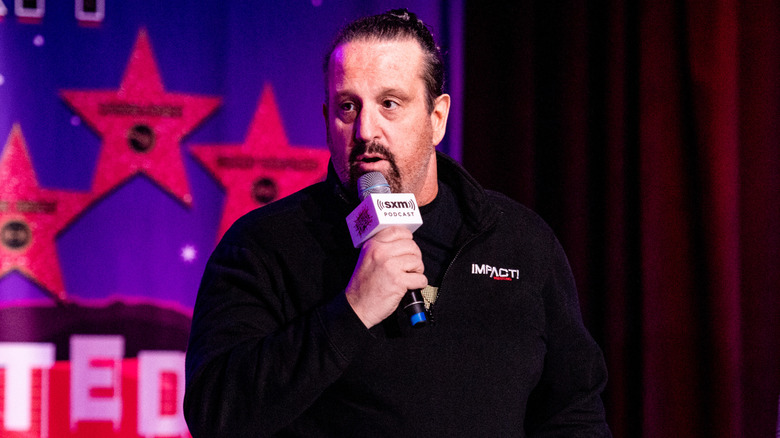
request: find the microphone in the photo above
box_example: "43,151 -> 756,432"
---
346,172 -> 427,327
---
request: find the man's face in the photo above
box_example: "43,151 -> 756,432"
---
324,38 -> 449,204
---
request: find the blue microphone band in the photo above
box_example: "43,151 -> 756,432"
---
410,311 -> 427,327
403,289 -> 427,328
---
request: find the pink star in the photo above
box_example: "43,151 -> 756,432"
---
60,29 -> 221,207
190,85 -> 330,241
0,124 -> 92,300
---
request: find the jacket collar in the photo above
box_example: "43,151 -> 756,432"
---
434,151 -> 498,233
325,151 -> 499,231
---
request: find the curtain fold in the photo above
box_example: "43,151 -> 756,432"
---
464,2 -> 780,436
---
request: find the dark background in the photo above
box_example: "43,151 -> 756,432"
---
464,2 -> 780,437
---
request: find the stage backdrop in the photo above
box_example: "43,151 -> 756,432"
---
464,2 -> 780,437
0,2 -> 463,437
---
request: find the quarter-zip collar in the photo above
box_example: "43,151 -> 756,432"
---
325,151 -> 500,237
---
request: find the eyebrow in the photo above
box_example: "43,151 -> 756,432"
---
331,86 -> 411,101
378,87 -> 411,99
329,77 -> 421,108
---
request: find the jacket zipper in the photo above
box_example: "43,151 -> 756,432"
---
429,215 -> 500,326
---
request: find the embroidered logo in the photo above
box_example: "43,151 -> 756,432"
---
471,264 -> 520,281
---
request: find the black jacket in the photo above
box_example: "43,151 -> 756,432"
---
184,152 -> 611,437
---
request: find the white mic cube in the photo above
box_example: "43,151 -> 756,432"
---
346,193 -> 423,247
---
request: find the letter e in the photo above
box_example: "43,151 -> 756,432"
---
137,351 -> 186,437
70,335 -> 124,430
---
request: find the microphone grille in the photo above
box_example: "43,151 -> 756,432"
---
358,172 -> 391,200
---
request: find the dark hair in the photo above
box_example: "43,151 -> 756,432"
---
323,8 -> 445,113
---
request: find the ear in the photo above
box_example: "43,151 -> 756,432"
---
323,102 -> 328,120
323,103 -> 330,138
430,94 -> 451,147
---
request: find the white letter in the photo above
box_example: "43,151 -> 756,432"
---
0,343 -> 55,435
15,0 -> 44,19
70,335 -> 124,430
137,351 -> 186,437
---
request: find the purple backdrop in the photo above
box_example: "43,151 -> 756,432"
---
0,1 -> 463,310
0,2 -> 462,436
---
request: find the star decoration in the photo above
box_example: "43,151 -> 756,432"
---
0,124 -> 92,301
60,29 -> 221,207
180,244 -> 197,263
190,85 -> 330,241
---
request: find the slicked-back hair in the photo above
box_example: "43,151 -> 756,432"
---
323,8 -> 445,113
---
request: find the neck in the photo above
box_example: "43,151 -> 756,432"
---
415,152 -> 439,206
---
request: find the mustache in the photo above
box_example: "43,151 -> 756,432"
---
349,140 -> 393,163
347,141 -> 402,193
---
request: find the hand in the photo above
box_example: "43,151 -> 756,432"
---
345,226 -> 428,328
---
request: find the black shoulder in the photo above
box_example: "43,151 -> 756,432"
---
219,181 -> 340,248
486,189 -> 553,229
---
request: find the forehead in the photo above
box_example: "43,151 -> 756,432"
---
327,38 -> 425,91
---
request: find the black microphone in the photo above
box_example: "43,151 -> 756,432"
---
346,172 -> 427,327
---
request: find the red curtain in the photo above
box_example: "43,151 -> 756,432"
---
463,1 -> 780,437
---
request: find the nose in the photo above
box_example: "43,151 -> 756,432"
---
354,106 -> 380,143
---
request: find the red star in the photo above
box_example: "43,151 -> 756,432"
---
60,29 -> 221,206
190,85 -> 330,241
0,124 -> 92,300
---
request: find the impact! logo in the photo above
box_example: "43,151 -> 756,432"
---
471,263 -> 520,281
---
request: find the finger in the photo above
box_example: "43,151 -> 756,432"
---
371,226 -> 414,243
388,253 -> 425,275
385,269 -> 427,294
404,272 -> 429,291
362,236 -> 421,261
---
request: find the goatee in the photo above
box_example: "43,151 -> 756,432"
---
347,141 -> 402,194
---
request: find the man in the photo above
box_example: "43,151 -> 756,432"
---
184,9 -> 611,437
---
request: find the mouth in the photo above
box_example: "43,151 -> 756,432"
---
355,154 -> 386,164
348,142 -> 397,181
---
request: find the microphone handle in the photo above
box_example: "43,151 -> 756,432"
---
402,289 -> 427,327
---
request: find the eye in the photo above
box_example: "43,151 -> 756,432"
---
339,102 -> 356,112
382,100 -> 399,110
336,101 -> 358,123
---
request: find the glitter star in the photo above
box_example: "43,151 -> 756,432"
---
190,85 -> 330,241
0,124 -> 92,300
60,29 -> 221,207
180,244 -> 197,263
